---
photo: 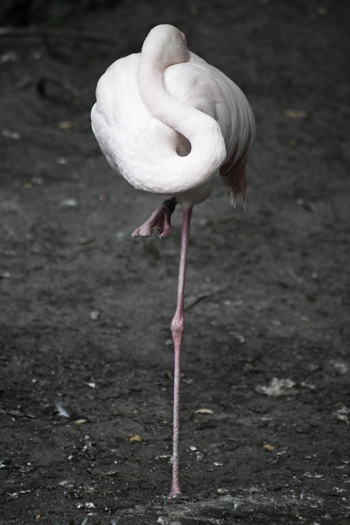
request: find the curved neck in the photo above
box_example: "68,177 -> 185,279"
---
137,29 -> 226,191
138,49 -> 199,137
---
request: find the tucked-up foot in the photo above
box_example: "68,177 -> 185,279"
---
131,198 -> 177,240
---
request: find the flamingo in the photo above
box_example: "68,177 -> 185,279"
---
91,24 -> 255,498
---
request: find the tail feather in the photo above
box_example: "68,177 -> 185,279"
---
220,136 -> 253,209
223,163 -> 247,208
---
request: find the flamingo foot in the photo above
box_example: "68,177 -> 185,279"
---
131,197 -> 177,240
168,482 -> 182,499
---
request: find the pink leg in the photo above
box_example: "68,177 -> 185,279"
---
168,208 -> 193,499
132,198 -> 177,240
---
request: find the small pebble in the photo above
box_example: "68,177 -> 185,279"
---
90,311 -> 100,321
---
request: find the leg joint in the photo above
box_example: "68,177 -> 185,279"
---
171,312 -> 184,335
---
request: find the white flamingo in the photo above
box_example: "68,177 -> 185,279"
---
91,24 -> 255,498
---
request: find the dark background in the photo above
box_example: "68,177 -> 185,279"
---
0,1 -> 350,523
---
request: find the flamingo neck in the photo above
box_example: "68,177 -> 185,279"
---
137,26 -> 226,195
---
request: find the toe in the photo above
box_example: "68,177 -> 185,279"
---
158,225 -> 172,240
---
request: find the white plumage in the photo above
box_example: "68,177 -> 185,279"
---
91,24 -> 255,209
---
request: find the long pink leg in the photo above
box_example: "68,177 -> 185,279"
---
168,207 -> 193,499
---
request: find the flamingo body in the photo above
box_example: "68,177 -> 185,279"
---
91,25 -> 255,209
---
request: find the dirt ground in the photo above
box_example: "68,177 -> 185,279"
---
1,0 -> 350,523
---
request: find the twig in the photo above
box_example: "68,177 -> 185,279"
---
0,27 -> 119,47
184,286 -> 225,311
96,469 -> 138,481
180,475 -> 199,486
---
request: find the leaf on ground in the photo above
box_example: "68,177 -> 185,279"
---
284,109 -> 308,118
195,408 -> 214,414
126,434 -> 142,442
332,404 -> 350,425
303,472 -> 323,478
58,121 -> 74,130
263,444 -> 275,451
256,378 -> 298,396
78,237 -> 95,245
303,201 -> 318,213
317,6 -> 328,16
2,128 -> 21,140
